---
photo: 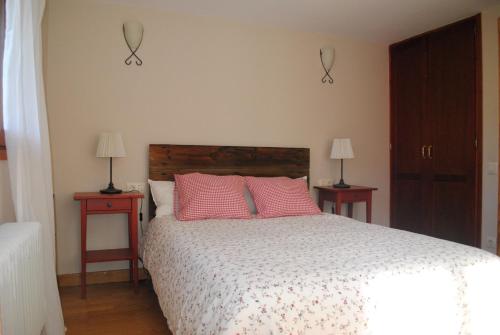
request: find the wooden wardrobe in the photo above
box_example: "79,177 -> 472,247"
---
390,15 -> 482,247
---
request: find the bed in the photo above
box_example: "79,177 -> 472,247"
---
143,144 -> 500,335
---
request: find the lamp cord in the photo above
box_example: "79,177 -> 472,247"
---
122,190 -> 147,272
123,190 -> 144,235
139,197 -> 143,236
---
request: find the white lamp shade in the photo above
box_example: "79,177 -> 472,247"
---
96,133 -> 126,158
330,138 -> 354,159
320,47 -> 335,71
123,21 -> 143,50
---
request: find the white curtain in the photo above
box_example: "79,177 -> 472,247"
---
3,0 -> 65,334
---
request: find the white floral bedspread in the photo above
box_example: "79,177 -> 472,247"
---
142,214 -> 500,335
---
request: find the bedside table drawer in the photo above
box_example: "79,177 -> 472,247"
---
87,199 -> 131,211
341,191 -> 368,202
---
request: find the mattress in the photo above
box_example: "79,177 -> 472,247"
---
142,214 -> 500,335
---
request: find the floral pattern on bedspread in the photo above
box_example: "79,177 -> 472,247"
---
142,214 -> 500,335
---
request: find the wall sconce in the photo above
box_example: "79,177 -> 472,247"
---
123,21 -> 144,66
320,47 -> 334,84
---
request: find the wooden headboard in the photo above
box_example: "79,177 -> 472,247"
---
148,144 -> 310,219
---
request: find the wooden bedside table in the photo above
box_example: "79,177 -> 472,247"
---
314,186 -> 378,223
73,192 -> 144,298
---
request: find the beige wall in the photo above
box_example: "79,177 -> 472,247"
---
45,0 -> 390,274
481,4 -> 500,252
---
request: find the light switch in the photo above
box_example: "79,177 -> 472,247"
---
487,162 -> 498,175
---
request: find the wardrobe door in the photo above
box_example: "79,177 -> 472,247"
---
426,17 -> 480,246
390,37 -> 429,234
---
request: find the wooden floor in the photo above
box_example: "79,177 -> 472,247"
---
60,281 -> 172,335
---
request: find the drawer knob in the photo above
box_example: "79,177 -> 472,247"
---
106,202 -> 112,208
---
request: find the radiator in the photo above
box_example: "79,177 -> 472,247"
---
0,222 -> 46,335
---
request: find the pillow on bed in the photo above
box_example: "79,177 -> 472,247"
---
174,173 -> 251,221
244,176 -> 308,214
148,179 -> 175,217
245,176 -> 321,218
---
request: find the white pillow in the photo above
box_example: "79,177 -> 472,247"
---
148,179 -> 175,217
244,186 -> 257,214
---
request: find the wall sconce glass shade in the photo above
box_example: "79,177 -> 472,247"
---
320,47 -> 335,84
123,21 -> 144,66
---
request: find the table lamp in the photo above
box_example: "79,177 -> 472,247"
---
96,132 -> 126,194
330,138 -> 354,188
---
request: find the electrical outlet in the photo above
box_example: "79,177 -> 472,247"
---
126,182 -> 146,193
487,236 -> 496,249
487,162 -> 498,175
317,179 -> 327,186
317,179 -> 334,186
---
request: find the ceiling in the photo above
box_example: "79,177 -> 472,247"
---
107,0 -> 499,43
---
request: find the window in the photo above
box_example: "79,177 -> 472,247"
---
0,0 -> 5,160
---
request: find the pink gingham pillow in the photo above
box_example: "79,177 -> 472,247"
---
245,176 -> 321,218
174,173 -> 251,221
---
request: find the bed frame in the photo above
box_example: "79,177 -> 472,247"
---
148,144 -> 310,220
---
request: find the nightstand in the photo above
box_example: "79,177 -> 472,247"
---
314,185 -> 377,223
73,192 -> 144,298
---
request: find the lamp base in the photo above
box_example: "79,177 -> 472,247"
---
100,183 -> 122,194
333,179 -> 351,189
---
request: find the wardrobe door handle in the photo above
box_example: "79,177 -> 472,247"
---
427,145 -> 433,159
421,145 -> 427,159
